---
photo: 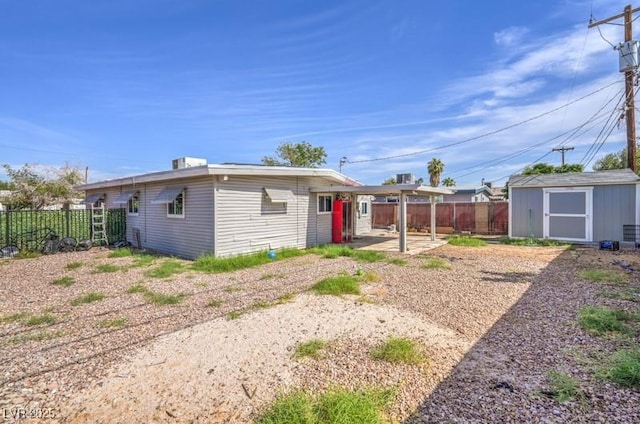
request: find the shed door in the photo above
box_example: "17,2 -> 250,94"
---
543,188 -> 593,242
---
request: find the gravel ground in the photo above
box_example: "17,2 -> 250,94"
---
0,243 -> 638,423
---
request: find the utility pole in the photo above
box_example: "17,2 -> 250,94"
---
552,146 -> 574,166
339,156 -> 347,173
589,5 -> 640,173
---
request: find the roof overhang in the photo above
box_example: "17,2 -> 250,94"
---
309,184 -> 454,196
76,164 -> 360,191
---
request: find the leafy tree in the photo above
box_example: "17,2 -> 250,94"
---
521,162 -> 583,175
502,182 -> 509,200
1,163 -> 83,210
415,177 -> 425,185
427,158 -> 444,187
593,145 -> 640,173
0,180 -> 12,190
442,177 -> 456,187
381,177 -> 396,185
262,141 -> 327,168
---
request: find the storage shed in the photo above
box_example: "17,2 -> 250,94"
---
508,169 -> 640,243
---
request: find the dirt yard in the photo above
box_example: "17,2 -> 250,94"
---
0,243 -> 639,423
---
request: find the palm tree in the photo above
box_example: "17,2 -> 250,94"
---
427,158 -> 444,187
442,177 -> 455,187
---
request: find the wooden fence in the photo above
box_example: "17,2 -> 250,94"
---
372,202 -> 509,235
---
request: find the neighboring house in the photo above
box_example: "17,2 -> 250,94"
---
375,185 -> 494,203
0,190 -> 10,211
76,161 -> 372,259
508,169 -> 640,243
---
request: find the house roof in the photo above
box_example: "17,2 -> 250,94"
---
449,185 -> 493,195
309,184 -> 453,196
76,164 -> 360,191
508,169 -> 640,188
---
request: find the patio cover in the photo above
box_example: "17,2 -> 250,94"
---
309,184 -> 454,253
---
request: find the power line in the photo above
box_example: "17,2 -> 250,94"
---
345,79 -> 621,164
444,86 -> 624,180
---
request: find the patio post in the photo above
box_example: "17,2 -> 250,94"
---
430,195 -> 436,241
399,191 -> 407,253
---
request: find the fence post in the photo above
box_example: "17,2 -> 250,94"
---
4,208 -> 10,246
64,204 -> 70,238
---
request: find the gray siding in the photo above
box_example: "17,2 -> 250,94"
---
593,184 -> 636,241
215,176 -> 331,257
511,187 -> 544,237
90,178 -> 215,259
140,178 -> 214,259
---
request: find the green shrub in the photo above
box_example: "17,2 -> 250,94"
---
145,259 -> 186,278
71,292 -> 106,306
99,317 -> 128,328
546,370 -> 580,402
309,245 -> 388,263
257,388 -> 395,424
206,298 -> 224,308
446,235 -> 487,247
193,248 -> 304,274
52,276 -> 75,287
422,256 -> 451,269
294,339 -> 328,360
370,337 -> 425,365
93,264 -> 120,273
65,261 -> 84,270
25,314 -> 56,326
579,269 -> 626,285
143,291 -> 186,306
500,237 -> 568,246
577,306 -> 636,336
108,248 -> 134,258
258,391 -> 315,424
312,275 -> 361,296
127,283 -> 147,294
605,349 -> 640,387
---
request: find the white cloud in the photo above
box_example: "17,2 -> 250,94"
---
494,26 -> 529,47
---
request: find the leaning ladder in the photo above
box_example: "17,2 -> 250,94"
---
91,205 -> 108,246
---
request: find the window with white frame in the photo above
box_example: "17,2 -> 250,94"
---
127,193 -> 139,215
167,192 -> 184,218
318,194 -> 333,213
360,201 -> 369,216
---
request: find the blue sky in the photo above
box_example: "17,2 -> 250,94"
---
0,0 -> 634,186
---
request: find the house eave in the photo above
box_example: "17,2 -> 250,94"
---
76,164 -> 359,191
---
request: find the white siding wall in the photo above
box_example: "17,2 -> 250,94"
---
86,174 -> 340,259
140,178 -> 214,259
355,196 -> 372,235
216,175 -> 332,257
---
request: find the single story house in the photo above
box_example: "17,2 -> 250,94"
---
508,169 -> 640,243
76,161 -> 376,259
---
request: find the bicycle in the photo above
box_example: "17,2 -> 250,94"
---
0,227 -> 59,257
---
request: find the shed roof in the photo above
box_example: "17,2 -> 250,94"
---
77,164 -> 359,191
508,169 -> 640,188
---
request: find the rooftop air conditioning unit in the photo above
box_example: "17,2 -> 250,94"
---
172,157 -> 208,169
396,173 -> 415,184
